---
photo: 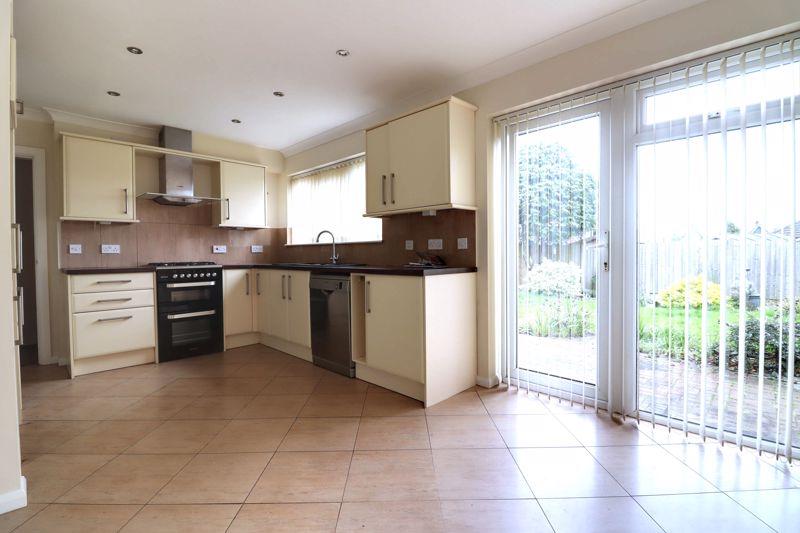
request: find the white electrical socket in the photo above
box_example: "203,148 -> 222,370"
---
212,245 -> 227,254
457,237 -> 468,250
405,240 -> 414,251
68,244 -> 82,254
427,238 -> 443,250
251,245 -> 264,253
100,244 -> 120,254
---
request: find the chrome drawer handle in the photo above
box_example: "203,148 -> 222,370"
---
96,315 -> 133,322
95,297 -> 133,303
166,310 -> 216,320
96,279 -> 132,284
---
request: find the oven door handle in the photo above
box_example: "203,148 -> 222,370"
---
166,310 -> 217,320
165,281 -> 216,288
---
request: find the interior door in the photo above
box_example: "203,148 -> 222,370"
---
14,157 -> 36,365
506,102 -> 610,405
388,103 -> 450,210
221,161 -> 266,228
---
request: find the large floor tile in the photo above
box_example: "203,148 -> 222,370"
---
58,454 -> 192,504
126,419 -> 228,454
171,395 -> 254,419
588,445 -> 718,496
228,503 -> 340,532
492,414 -> 581,447
337,501 -> 445,533
344,450 -> 437,501
477,388 -> 549,415
235,394 -> 309,418
362,390 -> 425,417
55,420 -> 161,454
14,504 -> 142,533
23,454 -> 114,503
727,488 -> 800,532
441,499 -> 552,533
313,375 -> 369,395
111,395 -> 196,420
248,451 -> 351,503
278,418 -> 359,451
426,415 -> 505,448
425,391 -> 487,416
512,447 -> 627,498
228,362 -> 285,378
261,376 -> 321,395
121,504 -> 240,532
355,416 -> 429,450
94,377 -> 176,397
299,393 -> 365,417
0,503 -> 46,532
203,418 -> 293,453
540,496 -> 662,533
152,452 -> 271,504
557,413 -> 655,446
19,420 -> 97,454
636,492 -> 774,533
432,448 -> 532,500
276,360 -> 331,378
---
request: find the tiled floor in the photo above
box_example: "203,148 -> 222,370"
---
6,344 -> 799,532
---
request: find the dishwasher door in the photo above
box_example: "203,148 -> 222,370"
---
310,274 -> 354,377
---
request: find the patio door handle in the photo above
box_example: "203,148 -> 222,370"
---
597,231 -> 609,272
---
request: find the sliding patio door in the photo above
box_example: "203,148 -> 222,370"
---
499,97 -> 610,407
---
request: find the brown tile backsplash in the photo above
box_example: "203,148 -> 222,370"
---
60,201 -> 476,269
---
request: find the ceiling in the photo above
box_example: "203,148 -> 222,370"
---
15,0 -> 703,152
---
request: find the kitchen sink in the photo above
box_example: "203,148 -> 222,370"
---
270,262 -> 366,268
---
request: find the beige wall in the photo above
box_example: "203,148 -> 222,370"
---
14,116 -> 285,363
2,0 -> 24,504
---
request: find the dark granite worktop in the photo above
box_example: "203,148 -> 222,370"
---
63,264 -> 476,276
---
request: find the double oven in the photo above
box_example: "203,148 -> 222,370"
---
152,262 -> 224,362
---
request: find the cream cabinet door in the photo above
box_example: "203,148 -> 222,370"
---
287,271 -> 311,348
223,269 -> 254,336
220,161 -> 267,228
64,136 -> 135,221
366,125 -> 391,215
364,275 -> 425,382
388,103 -> 450,210
266,270 -> 289,339
255,270 -> 270,335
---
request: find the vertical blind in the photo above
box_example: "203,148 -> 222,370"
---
496,33 -> 799,461
287,158 -> 382,245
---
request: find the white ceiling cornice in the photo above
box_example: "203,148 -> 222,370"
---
43,107 -> 159,140
17,105 -> 52,123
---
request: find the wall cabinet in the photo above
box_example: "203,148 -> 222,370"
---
365,97 -> 476,216
223,268 -> 256,336
216,161 -> 267,228
257,270 -> 311,348
63,136 -> 135,222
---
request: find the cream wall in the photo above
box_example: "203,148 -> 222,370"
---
14,115 -> 285,364
1,0 -> 24,510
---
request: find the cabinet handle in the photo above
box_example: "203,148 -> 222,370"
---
96,315 -> 133,323
390,173 -> 395,204
281,275 -> 286,299
225,198 -> 231,220
381,175 -> 387,205
245,272 -> 250,295
11,223 -> 22,273
123,188 -> 128,214
14,287 -> 23,345
366,280 -> 371,314
96,279 -> 132,284
256,272 -> 261,295
288,275 -> 292,300
95,297 -> 132,303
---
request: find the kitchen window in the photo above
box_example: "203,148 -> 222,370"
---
287,157 -> 382,244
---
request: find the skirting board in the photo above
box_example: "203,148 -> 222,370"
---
259,335 -> 312,362
0,477 -> 27,515
71,349 -> 155,378
225,332 -> 261,350
476,374 -> 500,389
355,362 -> 425,403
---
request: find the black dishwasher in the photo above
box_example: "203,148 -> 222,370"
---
310,274 -> 354,377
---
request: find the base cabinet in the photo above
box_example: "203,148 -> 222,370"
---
256,270 -> 310,348
223,269 -> 255,336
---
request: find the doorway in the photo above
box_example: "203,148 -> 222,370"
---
14,156 -> 37,365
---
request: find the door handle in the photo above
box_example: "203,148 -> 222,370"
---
390,173 -> 395,204
123,188 -> 128,215
597,230 -> 610,272
365,280 -> 371,314
245,272 -> 250,295
166,281 -> 215,288
14,286 -> 23,345
256,272 -> 261,295
288,275 -> 292,300
381,175 -> 387,205
166,310 -> 216,320
225,198 -> 231,220
11,223 -> 22,273
96,315 -> 133,323
281,275 -> 286,299
95,297 -> 133,303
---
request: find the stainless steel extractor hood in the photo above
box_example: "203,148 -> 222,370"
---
139,126 -> 222,206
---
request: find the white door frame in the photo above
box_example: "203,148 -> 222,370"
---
14,145 -> 53,364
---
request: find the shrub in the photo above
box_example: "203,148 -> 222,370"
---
726,317 -> 800,377
524,259 -> 583,299
518,299 -> 594,338
658,275 -> 721,308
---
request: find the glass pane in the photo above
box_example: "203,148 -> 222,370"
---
516,114 -> 600,389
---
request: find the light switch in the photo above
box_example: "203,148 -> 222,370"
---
212,245 -> 227,254
100,244 -> 120,254
251,244 -> 264,253
457,237 -> 468,250
68,244 -> 82,254
427,239 -> 443,250
405,240 -> 414,251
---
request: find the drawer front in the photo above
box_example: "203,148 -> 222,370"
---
72,289 -> 154,313
72,306 -> 155,360
71,273 -> 154,294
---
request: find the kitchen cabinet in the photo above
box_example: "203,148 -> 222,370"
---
365,97 -> 476,216
63,136 -> 135,222
68,272 -> 157,377
217,161 -> 267,228
223,268 -> 255,336
257,269 -> 310,348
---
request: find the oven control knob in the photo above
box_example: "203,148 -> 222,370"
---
180,273 -> 185,278
212,272 -> 217,277
193,273 -> 199,278
172,274 -> 178,279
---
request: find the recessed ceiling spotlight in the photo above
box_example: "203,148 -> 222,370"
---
273,91 -> 285,97
231,118 -> 241,124
106,90 -> 121,96
336,49 -> 350,57
126,46 -> 143,55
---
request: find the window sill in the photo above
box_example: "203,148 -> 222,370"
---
284,240 -> 384,247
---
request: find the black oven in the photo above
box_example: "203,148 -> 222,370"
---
153,263 -> 223,362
